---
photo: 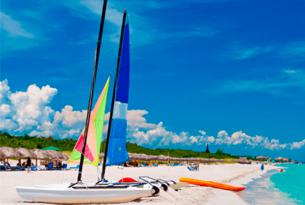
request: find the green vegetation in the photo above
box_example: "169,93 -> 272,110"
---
0,133 -> 75,150
0,133 -> 237,159
125,143 -> 237,159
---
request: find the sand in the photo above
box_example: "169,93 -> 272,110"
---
0,163 -> 276,205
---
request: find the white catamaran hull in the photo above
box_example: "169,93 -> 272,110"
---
16,183 -> 154,204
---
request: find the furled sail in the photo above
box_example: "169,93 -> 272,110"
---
70,77 -> 110,166
106,23 -> 130,165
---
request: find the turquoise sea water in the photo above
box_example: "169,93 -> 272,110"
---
271,164 -> 305,205
242,164 -> 305,205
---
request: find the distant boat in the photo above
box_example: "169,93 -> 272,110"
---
16,1 -> 157,204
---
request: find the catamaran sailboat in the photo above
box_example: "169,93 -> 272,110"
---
16,183 -> 155,204
16,1 -> 158,204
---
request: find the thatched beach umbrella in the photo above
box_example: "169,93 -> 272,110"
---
0,146 -> 18,160
31,149 -> 49,160
58,152 -> 69,161
128,153 -> 139,160
158,155 -> 169,161
30,149 -> 50,166
44,150 -> 61,160
136,153 -> 145,160
129,153 -> 149,161
149,155 -> 159,161
16,147 -> 32,159
47,150 -> 68,160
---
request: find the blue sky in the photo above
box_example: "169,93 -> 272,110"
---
1,0 -> 305,161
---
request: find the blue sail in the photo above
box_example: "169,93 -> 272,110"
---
106,23 -> 130,165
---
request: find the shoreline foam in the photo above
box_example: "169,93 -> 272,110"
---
241,169 -> 297,205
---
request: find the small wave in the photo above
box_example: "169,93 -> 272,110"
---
240,170 -> 297,205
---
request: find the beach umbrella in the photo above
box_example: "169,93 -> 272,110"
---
151,155 -> 160,161
16,147 -> 32,159
0,146 -> 18,159
31,149 -> 49,159
129,153 -> 140,160
128,153 -> 135,159
44,150 -> 61,159
140,154 -> 149,160
47,150 -> 68,160
125,153 -> 136,160
159,155 -> 169,161
40,150 -> 53,160
129,153 -> 150,161
58,152 -> 69,161
130,153 -> 138,160
31,149 -> 50,166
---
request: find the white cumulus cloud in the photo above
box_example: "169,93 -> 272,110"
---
0,79 -> 85,138
1,79 -> 304,151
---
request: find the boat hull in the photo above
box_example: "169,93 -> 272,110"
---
16,183 -> 154,204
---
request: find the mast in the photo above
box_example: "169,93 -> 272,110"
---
101,11 -> 127,180
76,0 -> 108,183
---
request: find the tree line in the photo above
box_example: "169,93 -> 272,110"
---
0,132 -> 237,159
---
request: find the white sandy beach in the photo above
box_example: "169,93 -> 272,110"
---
0,163 -> 277,205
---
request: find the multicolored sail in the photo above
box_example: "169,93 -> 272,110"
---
70,77 -> 110,166
106,23 -> 130,165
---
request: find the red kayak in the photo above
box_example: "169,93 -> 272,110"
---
179,177 -> 246,192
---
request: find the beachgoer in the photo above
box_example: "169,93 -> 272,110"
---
26,157 -> 31,173
57,161 -> 62,170
17,159 -> 21,167
17,159 -> 22,170
260,163 -> 264,171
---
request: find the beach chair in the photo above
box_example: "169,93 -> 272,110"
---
10,166 -> 17,171
47,162 -> 54,170
31,166 -> 38,171
187,164 -> 199,171
17,166 -> 25,171
68,164 -> 79,170
0,165 -> 6,171
62,164 -> 67,170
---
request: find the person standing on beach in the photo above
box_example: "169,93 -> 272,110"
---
260,163 -> 264,171
26,157 -> 31,173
